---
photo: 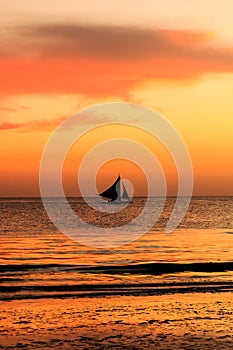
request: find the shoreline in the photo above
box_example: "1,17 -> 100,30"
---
1,292 -> 233,349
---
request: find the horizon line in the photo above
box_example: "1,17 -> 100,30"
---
0,195 -> 233,199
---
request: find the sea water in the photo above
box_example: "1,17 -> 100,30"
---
0,197 -> 233,300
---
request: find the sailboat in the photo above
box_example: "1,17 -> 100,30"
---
99,175 -> 130,203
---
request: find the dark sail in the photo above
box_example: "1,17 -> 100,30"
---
99,176 -> 121,202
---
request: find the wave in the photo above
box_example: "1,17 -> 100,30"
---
1,262 -> 233,300
1,281 -> 233,301
1,261 -> 233,274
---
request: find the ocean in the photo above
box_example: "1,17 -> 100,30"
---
1,197 -> 233,301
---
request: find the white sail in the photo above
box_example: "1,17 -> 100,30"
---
122,183 -> 129,200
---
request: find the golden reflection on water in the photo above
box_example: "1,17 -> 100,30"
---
1,229 -> 233,266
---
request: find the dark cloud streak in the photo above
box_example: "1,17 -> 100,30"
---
26,25 -> 173,60
2,24 -> 233,63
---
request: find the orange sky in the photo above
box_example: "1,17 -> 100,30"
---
0,1 -> 233,196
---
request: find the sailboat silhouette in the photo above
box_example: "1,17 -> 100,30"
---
99,175 -> 130,203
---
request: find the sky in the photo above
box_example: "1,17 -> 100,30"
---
0,0 -> 233,196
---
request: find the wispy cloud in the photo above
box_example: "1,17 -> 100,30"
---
0,117 -> 64,132
20,106 -> 32,110
0,113 -> 114,132
0,106 -> 32,113
0,122 -> 23,130
0,107 -> 19,113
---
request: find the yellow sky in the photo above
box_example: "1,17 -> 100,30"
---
0,1 -> 233,196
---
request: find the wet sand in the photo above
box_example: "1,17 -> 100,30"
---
1,292 -> 233,349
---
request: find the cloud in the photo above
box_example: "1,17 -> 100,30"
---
0,117 -> 64,132
21,25 -> 191,60
0,107 -> 152,132
0,107 -> 18,112
0,122 -> 23,130
0,112 -> 114,132
0,24 -> 233,98
3,24 -> 233,63
20,106 -> 32,110
0,106 -> 32,113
